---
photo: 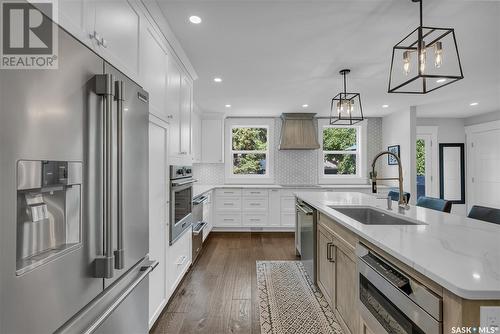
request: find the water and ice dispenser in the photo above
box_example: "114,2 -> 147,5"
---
16,160 -> 82,275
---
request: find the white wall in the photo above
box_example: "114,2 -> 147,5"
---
464,110 -> 500,126
417,118 -> 465,143
382,107 -> 417,203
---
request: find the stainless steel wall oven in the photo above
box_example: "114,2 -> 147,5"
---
170,166 -> 196,244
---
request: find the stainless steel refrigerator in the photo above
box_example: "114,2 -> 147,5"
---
0,21 -> 155,334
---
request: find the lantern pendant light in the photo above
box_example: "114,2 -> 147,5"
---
388,0 -> 464,94
330,69 -> 364,125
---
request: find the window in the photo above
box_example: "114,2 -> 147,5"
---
323,127 -> 358,175
318,119 -> 366,184
231,127 -> 268,175
225,118 -> 275,184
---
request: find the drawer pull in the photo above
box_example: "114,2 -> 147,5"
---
250,203 -> 260,206
250,218 -> 260,221
223,218 -> 234,221
223,203 -> 234,206
250,191 -> 260,194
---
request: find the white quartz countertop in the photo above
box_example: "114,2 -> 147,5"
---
192,184 -> 385,198
294,191 -> 500,300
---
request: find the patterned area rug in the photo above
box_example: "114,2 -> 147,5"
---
257,261 -> 343,334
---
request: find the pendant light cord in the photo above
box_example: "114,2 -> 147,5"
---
419,0 -> 423,27
343,71 -> 347,96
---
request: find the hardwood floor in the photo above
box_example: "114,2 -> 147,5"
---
150,232 -> 297,334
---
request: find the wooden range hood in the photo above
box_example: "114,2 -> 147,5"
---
278,113 -> 320,150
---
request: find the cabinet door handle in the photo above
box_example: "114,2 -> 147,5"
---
328,243 -> 336,263
326,242 -> 333,262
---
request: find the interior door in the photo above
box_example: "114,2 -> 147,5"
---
103,63 -> 149,287
469,129 -> 500,209
148,116 -> 169,326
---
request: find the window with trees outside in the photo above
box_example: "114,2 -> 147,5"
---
320,125 -> 362,179
230,126 -> 269,176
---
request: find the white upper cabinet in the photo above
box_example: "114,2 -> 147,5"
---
140,22 -> 167,119
58,0 -> 88,43
87,0 -> 141,80
202,119 -> 224,163
166,55 -> 182,160
180,75 -> 193,156
191,109 -> 202,163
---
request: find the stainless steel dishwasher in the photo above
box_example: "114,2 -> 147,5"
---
296,199 -> 317,283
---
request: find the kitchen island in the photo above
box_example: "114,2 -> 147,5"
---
295,191 -> 500,334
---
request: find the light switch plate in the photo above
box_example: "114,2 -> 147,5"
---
480,306 -> 500,330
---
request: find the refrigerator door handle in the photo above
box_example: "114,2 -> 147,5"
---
83,261 -> 157,334
94,74 -> 115,279
114,80 -> 125,270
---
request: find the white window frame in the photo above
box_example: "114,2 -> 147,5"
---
318,119 -> 367,184
224,118 -> 275,184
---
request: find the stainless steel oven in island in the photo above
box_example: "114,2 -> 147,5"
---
0,20 -> 156,334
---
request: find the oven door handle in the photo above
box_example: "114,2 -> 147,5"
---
172,179 -> 198,187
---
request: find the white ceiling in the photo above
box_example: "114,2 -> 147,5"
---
157,0 -> 500,118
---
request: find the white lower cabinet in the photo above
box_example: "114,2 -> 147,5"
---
167,229 -> 192,294
243,213 -> 268,226
215,213 -> 242,227
212,187 -> 378,230
215,197 -> 242,211
280,212 -> 296,227
242,197 -> 268,211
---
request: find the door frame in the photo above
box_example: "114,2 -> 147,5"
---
416,126 -> 438,197
465,120 -> 500,213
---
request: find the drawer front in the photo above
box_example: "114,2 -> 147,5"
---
215,197 -> 242,211
242,189 -> 269,197
242,213 -> 268,226
215,213 -> 242,227
168,229 -> 191,292
242,197 -> 268,211
216,188 -> 242,196
280,197 -> 296,212
281,212 -> 296,227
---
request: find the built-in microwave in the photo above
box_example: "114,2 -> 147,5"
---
357,243 -> 442,334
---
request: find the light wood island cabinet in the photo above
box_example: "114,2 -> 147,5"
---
316,211 -> 500,334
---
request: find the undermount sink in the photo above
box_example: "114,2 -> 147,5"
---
331,207 -> 426,226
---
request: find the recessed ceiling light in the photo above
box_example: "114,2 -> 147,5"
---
382,104 -> 389,108
189,16 -> 202,24
470,102 -> 479,106
436,78 -> 447,83
472,273 -> 481,280
213,77 -> 222,83
225,104 -> 231,108
302,104 -> 309,108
